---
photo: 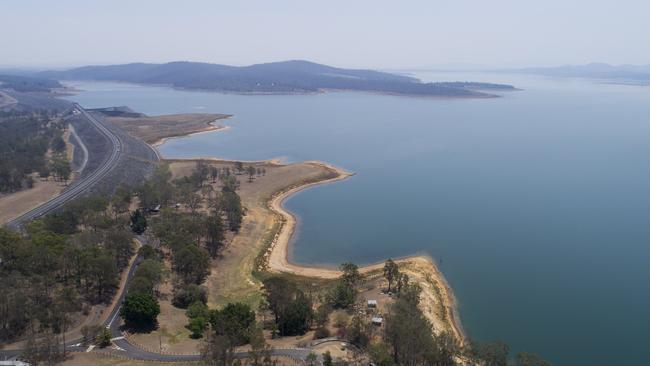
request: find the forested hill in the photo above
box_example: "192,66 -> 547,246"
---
39,60 -> 515,97
0,74 -> 63,92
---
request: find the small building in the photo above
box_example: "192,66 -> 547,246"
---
371,317 -> 383,326
367,299 -> 378,308
149,204 -> 161,213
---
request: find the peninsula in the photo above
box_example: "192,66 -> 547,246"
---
38,60 -> 516,98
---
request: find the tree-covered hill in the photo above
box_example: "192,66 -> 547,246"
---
39,60 -> 515,97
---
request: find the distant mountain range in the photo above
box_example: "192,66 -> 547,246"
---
36,60 -> 515,97
510,63 -> 650,83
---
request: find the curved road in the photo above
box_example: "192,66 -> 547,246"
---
6,104 -> 123,230
1,105 -> 318,364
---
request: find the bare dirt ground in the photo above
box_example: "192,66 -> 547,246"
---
106,114 -> 231,145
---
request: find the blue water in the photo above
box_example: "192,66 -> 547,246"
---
65,74 -> 650,365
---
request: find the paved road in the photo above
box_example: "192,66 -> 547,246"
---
6,104 -> 123,230
0,106 -> 317,363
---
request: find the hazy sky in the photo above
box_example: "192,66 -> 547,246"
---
2,0 -> 648,69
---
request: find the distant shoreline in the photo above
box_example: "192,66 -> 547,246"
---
65,79 -> 509,99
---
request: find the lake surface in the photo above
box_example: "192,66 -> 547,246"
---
65,73 -> 650,366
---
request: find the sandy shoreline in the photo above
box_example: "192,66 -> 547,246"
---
151,121 -> 230,148
264,161 -> 467,344
150,115 -> 466,344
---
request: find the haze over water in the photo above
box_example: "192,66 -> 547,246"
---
65,73 -> 650,365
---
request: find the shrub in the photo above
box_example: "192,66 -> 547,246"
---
313,327 -> 331,340
172,284 -> 207,308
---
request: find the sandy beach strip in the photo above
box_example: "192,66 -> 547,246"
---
146,115 -> 466,344
264,162 -> 466,344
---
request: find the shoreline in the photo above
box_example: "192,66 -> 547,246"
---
150,116 -> 232,148
149,114 -> 466,345
263,161 -> 467,344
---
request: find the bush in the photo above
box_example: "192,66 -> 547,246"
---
187,316 -> 207,339
313,327 -> 330,340
80,324 -> 103,345
186,301 -> 209,319
172,284 -> 207,308
138,245 -> 157,260
120,293 -> 160,330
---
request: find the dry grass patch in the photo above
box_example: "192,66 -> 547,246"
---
107,114 -> 230,145
166,159 -> 336,309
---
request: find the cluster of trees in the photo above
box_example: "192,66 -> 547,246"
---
137,163 -> 247,333
370,261 -> 551,366
0,110 -> 70,192
200,302 -> 274,366
262,276 -> 313,337
0,74 -> 62,92
382,259 -> 409,294
0,194 -> 137,349
120,246 -> 165,330
255,257 -> 552,366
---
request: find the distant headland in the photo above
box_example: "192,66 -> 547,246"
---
36,60 -> 516,98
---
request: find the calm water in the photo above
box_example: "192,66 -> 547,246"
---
65,73 -> 650,365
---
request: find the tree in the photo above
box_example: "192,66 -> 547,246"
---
98,327 -> 112,347
133,259 -> 163,294
88,253 -> 119,302
466,341 -> 509,366
52,287 -> 81,355
173,244 -> 211,285
209,302 -> 256,346
104,228 -> 134,269
247,166 -> 256,182
248,322 -> 272,366
80,324 -> 103,346
173,284 -> 207,308
234,161 -> 244,174
130,209 -> 147,234
201,330 -> 235,366
329,280 -> 355,309
340,262 -> 361,287
188,316 -> 208,339
262,277 -> 312,336
210,166 -> 219,182
120,293 -> 160,330
185,301 -> 209,339
516,352 -> 552,366
347,314 -> 370,347
322,351 -> 334,366
205,213 -> 225,257
129,276 -> 154,296
384,283 -> 461,366
369,343 -> 396,366
306,352 -> 317,366
111,184 -> 132,215
383,259 -> 399,293
396,272 -> 409,294
220,190 -> 243,232
329,262 -> 361,309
